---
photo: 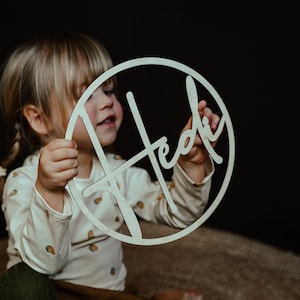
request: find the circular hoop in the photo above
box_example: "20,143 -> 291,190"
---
65,57 -> 235,245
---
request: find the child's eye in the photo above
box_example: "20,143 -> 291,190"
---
104,89 -> 114,96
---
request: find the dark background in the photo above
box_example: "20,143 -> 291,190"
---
0,2 -> 299,255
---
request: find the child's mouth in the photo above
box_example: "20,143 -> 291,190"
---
98,117 -> 114,126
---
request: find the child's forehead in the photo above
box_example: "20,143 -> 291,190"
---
76,78 -> 114,97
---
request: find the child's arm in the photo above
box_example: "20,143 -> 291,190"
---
2,161 -> 74,275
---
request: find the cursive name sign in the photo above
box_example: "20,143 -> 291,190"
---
65,57 -> 235,245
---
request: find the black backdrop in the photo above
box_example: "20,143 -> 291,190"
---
0,2 -> 299,255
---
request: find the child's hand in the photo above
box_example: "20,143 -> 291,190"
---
35,139 -> 78,211
178,100 -> 220,183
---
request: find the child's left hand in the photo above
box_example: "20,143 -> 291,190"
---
178,99 -> 220,184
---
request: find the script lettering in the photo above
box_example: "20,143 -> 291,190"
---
83,75 -> 224,217
158,75 -> 224,169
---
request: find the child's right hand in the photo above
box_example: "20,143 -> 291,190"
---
35,139 -> 78,211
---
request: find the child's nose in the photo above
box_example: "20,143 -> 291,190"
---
98,94 -> 113,109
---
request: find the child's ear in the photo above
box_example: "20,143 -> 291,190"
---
23,104 -> 51,135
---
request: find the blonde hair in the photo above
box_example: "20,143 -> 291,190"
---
0,32 -> 115,189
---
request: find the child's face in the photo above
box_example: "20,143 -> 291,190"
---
72,81 -> 123,150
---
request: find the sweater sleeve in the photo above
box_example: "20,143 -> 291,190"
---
2,167 -> 73,275
125,156 -> 214,228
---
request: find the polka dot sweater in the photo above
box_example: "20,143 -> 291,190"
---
1,151 -> 213,290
